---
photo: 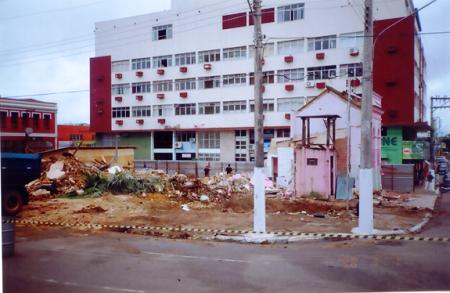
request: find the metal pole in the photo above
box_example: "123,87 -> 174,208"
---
252,0 -> 266,233
346,80 -> 352,176
354,0 -> 374,234
430,96 -> 434,162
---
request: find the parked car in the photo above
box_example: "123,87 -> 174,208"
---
1,153 -> 41,215
440,172 -> 450,193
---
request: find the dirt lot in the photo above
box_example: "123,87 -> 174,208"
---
17,192 -> 428,235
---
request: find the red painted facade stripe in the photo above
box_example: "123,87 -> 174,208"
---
374,16 -> 416,126
249,8 -> 275,25
90,56 -> 112,133
222,12 -> 247,29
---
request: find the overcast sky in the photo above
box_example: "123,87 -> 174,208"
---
0,0 -> 449,135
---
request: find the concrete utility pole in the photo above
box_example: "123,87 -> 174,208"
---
252,0 -> 266,233
354,0 -> 374,234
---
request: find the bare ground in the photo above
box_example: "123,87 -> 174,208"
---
16,192 -> 428,235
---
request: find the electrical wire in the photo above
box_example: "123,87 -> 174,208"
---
0,1 -> 361,64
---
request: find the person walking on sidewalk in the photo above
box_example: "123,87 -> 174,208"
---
225,164 -> 233,175
204,163 -> 211,177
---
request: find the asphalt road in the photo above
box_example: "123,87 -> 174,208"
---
3,220 -> 450,293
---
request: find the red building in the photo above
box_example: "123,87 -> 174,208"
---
0,97 -> 57,153
374,14 -> 428,139
57,124 -> 96,148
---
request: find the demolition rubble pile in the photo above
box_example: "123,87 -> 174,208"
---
373,190 -> 411,207
25,156 -> 255,202
26,155 -> 100,198
167,173 -> 252,202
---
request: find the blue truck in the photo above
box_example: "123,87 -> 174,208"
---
1,153 -> 42,215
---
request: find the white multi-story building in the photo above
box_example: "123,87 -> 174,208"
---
90,0 -> 426,162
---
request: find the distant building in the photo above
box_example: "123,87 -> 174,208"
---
90,0 -> 427,162
0,97 -> 57,153
57,124 -> 96,148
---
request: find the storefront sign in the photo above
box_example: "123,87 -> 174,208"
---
402,141 -> 424,160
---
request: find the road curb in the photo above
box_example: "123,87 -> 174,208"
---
3,218 -> 449,243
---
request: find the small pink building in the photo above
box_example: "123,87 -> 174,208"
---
292,87 -> 383,198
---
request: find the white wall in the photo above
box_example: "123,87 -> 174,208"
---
96,0 -> 411,133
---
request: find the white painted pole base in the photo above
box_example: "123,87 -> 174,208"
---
253,167 -> 266,233
352,168 -> 374,235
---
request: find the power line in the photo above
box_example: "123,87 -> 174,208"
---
0,0 -> 112,22
3,89 -> 89,98
0,2 -> 362,66
0,1 -> 363,62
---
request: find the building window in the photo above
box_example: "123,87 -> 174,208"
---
223,46 -> 247,60
70,134 -> 83,141
249,71 -> 275,85
175,78 -> 196,91
112,107 -> 130,118
235,130 -> 247,162
277,97 -> 305,112
0,111 -> 7,130
21,112 -> 30,128
277,68 -> 305,83
175,103 -> 196,116
276,129 -> 291,138
249,43 -> 274,58
197,153 -> 220,161
223,100 -> 247,113
176,131 -> 195,142
112,60 -> 129,72
153,80 -> 173,92
131,57 -> 151,70
198,76 -> 221,89
307,35 -> 337,51
152,24 -> 172,41
132,105 -> 152,117
277,39 -> 304,55
175,52 -> 196,66
153,104 -> 173,117
132,82 -> 151,94
198,49 -> 221,63
223,73 -> 247,87
10,112 -> 18,129
307,65 -> 337,80
32,113 -> 39,129
277,3 -> 304,22
340,63 -> 363,78
112,83 -> 131,95
153,55 -> 172,68
199,132 -> 220,149
199,102 -> 220,115
250,99 -> 275,112
340,31 -> 364,48
43,114 -> 51,129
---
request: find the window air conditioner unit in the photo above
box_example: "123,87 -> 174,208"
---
189,137 -> 196,143
174,142 -> 183,149
329,72 -> 336,79
349,48 -> 359,56
305,81 -> 315,88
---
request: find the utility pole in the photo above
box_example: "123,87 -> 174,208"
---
430,96 -> 450,161
354,0 -> 374,234
252,0 -> 266,233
